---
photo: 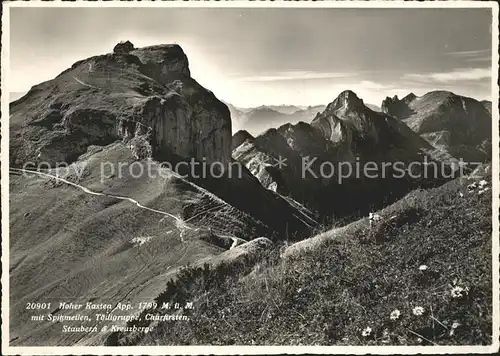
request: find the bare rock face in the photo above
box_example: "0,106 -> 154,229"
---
9,43 -> 231,167
481,100 -> 492,115
131,44 -> 191,78
312,90 -> 431,156
381,93 -> 416,118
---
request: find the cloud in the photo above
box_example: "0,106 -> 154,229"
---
357,80 -> 391,90
404,67 -> 491,83
444,49 -> 491,63
445,49 -> 491,57
236,71 -> 354,82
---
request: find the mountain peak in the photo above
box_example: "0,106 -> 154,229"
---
9,42 -> 230,166
335,90 -> 364,108
338,89 -> 363,104
324,90 -> 365,114
232,130 -> 255,150
403,92 -> 417,102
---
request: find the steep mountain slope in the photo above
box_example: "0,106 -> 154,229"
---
312,90 -> 432,162
233,91 -> 450,219
10,44 -> 232,167
8,42 -> 316,346
365,103 -> 382,112
233,122 -> 347,212
222,101 -> 246,133
481,100 -> 492,116
381,91 -> 491,161
114,165 -> 493,346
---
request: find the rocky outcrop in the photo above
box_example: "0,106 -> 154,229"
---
381,93 -> 416,118
131,44 -> 191,79
481,100 -> 492,115
234,90 -> 455,221
381,91 -> 491,161
9,43 -> 231,167
312,90 -> 431,157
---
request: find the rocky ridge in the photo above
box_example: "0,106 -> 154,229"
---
381,91 -> 491,161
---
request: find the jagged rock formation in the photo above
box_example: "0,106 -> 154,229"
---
10,43 -> 231,167
380,93 -> 417,117
381,91 -> 491,161
233,90 -> 452,220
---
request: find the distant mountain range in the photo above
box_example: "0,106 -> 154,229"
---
224,101 -> 385,135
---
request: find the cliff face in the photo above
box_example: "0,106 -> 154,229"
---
10,43 -> 231,167
481,100 -> 492,115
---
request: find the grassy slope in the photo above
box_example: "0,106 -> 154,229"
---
136,169 -> 492,346
8,142 -> 269,346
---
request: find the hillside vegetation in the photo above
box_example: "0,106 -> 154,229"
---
112,166 -> 492,346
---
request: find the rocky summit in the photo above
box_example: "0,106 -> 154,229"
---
10,42 -> 231,167
312,90 -> 432,157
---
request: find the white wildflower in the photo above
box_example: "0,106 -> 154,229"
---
369,212 -> 383,227
450,321 -> 461,336
419,265 -> 428,271
478,179 -> 488,188
390,309 -> 401,320
451,286 -> 468,298
361,326 -> 372,337
412,306 -> 425,316
478,187 -> 490,195
467,182 -> 478,192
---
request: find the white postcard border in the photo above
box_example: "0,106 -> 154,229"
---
1,1 -> 498,355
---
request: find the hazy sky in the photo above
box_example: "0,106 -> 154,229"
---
9,6 -> 493,107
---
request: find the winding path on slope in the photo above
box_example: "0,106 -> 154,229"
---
9,167 -> 193,240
